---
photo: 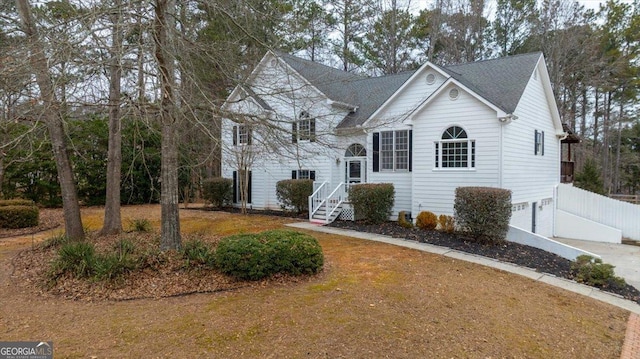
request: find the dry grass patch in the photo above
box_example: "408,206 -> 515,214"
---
0,205 -> 630,358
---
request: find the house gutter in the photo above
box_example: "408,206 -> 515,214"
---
497,113 -> 516,188
327,99 -> 358,112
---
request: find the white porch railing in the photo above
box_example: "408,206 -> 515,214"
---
309,181 -> 328,221
556,184 -> 640,241
324,182 -> 346,223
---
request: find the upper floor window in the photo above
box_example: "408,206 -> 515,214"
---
292,111 -> 316,143
535,130 -> 544,155
435,126 -> 475,169
233,125 -> 251,146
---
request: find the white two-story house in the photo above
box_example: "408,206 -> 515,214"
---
221,50 -> 566,238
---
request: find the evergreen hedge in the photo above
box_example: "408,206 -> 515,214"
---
0,203 -> 39,229
454,187 -> 512,243
276,179 -> 314,213
349,183 -> 395,224
202,177 -> 233,208
215,230 -> 324,280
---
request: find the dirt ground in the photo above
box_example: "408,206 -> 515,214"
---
0,205 -> 630,358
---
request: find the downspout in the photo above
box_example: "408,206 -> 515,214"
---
497,114 -> 517,189
499,118 -> 503,188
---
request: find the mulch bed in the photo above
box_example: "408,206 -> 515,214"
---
329,219 -> 640,304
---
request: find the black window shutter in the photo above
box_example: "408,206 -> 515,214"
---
248,171 -> 252,204
233,126 -> 238,146
292,122 -> 297,143
232,171 -> 237,203
310,118 -> 316,142
409,130 -> 413,172
534,130 -> 539,155
291,170 -> 297,179
247,128 -> 252,145
310,171 -> 316,181
373,132 -> 380,172
541,131 -> 545,156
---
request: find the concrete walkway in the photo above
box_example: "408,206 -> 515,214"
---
553,237 -> 640,291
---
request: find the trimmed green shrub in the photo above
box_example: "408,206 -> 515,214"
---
438,214 -> 455,233
571,255 -> 626,289
202,177 -> 233,208
182,239 -> 216,268
454,187 -> 512,243
398,211 -> 413,228
276,179 -> 314,213
0,199 -> 35,207
416,211 -> 438,230
0,205 -> 39,229
259,230 -> 324,276
349,183 -> 395,224
215,230 -> 324,280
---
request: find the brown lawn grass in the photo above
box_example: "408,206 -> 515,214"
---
0,205 -> 629,358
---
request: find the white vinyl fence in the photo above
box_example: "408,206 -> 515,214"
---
556,184 -> 640,241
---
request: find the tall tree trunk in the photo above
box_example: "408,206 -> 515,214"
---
613,100 -> 624,193
602,91 -> 613,193
593,88 -> 600,157
154,0 -> 181,251
16,0 -> 84,240
101,0 -> 124,235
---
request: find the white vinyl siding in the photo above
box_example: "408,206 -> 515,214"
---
373,69 -> 447,123
367,128 -> 413,218
221,53 -> 350,210
411,85 -> 500,217
501,63 -> 559,237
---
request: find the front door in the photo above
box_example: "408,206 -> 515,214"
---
346,158 -> 366,190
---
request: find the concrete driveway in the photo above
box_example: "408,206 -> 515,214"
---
554,237 -> 640,290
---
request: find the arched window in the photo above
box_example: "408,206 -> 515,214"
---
435,126 -> 475,168
292,111 -> 316,143
345,143 -> 366,157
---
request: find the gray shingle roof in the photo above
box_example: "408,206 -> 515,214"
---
276,51 -> 542,129
441,52 -> 542,114
241,85 -> 273,111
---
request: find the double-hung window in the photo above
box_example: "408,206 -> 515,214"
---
435,126 -> 475,168
292,111 -> 316,143
376,130 -> 410,171
291,169 -> 316,180
233,125 -> 251,146
534,130 -> 544,155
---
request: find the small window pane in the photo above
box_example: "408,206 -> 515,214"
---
381,132 -> 394,170
395,131 -> 408,170
238,125 -> 250,144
